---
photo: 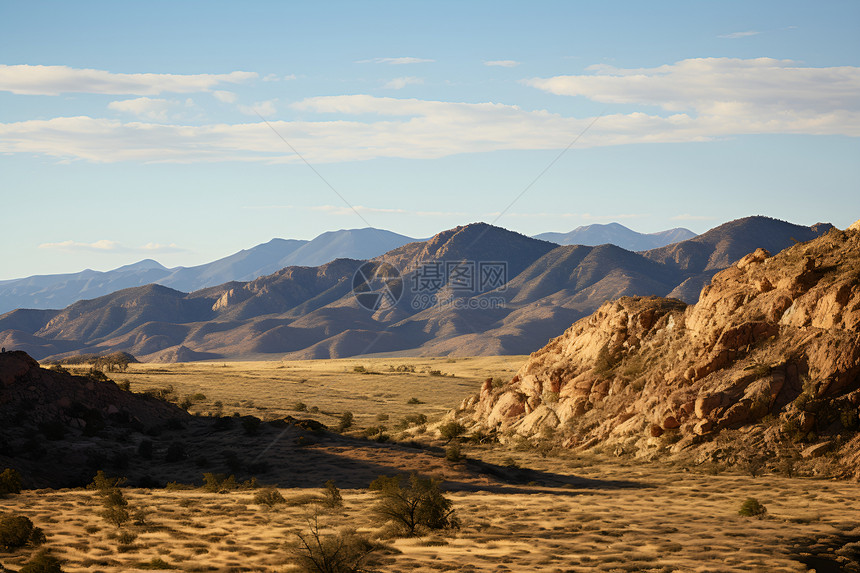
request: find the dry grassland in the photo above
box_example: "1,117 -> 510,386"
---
6,358 -> 857,572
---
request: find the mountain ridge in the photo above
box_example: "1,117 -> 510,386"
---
0,216 -> 834,363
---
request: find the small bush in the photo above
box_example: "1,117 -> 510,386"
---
253,488 -> 286,507
439,421 -> 466,443
337,411 -> 354,432
289,514 -> 376,573
202,473 -> 238,493
369,473 -> 458,536
19,548 -> 63,573
323,480 -> 343,509
407,397 -> 423,405
445,442 -> 462,462
294,402 -> 308,412
738,498 -> 767,518
116,530 -> 137,545
0,513 -> 45,550
0,468 -> 22,495
353,365 -> 367,373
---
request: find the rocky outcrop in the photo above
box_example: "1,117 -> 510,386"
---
461,223 -> 860,476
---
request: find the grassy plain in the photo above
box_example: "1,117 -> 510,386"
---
5,357 -> 857,572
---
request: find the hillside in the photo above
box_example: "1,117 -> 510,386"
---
457,222 -> 860,477
0,217 -> 834,362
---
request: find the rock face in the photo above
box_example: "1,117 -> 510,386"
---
462,226 -> 860,476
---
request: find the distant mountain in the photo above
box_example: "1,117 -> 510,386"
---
0,228 -> 417,314
0,216 -> 835,362
534,222 -> 697,251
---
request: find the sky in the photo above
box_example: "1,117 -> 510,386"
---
1,0 -> 858,279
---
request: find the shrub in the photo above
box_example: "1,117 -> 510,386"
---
19,548 -> 63,573
445,442 -> 462,462
289,514 -> 376,573
117,530 -> 137,545
323,480 -> 343,509
87,470 -> 127,493
438,421 -> 466,443
738,498 -> 767,518
0,513 -> 45,550
407,397 -> 423,405
353,365 -> 367,373
369,473 -> 458,536
254,488 -> 286,507
0,468 -> 22,495
337,412 -> 354,432
294,402 -> 308,412
202,473 -> 238,493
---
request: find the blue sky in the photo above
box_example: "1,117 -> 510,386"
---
1,0 -> 858,279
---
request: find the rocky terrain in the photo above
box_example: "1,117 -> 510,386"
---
460,220 -> 860,477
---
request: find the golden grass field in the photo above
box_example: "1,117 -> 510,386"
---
3,357 -> 858,572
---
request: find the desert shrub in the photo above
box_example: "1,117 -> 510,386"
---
87,470 -> 126,493
0,468 -> 22,495
117,530 -> 137,545
438,421 -> 466,443
19,549 -> 63,573
289,514 -> 376,573
739,454 -> 766,478
323,480 -> 343,509
337,412 -> 354,432
202,473 -> 238,493
254,488 -> 286,507
353,365 -> 367,373
294,402 -> 308,412
428,370 -> 443,377
0,513 -> 45,550
593,343 -> 621,375
395,414 -> 427,430
369,473 -> 458,536
738,498 -> 767,518
445,442 -> 462,462
309,406 -> 320,414
407,397 -> 423,405
178,397 -> 192,410
491,376 -> 505,389
136,558 -> 172,570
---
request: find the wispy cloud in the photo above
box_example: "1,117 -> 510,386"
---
262,73 -> 297,82
383,76 -> 423,89
718,30 -> 760,39
238,99 -> 278,116
108,97 -> 194,121
39,240 -> 184,254
484,60 -> 520,68
3,57 -> 859,165
213,90 -> 238,103
357,57 -> 434,65
0,64 -> 256,96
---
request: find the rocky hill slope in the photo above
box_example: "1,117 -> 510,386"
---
458,222 -> 860,478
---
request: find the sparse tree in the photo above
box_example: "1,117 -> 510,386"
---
289,513 -> 376,573
369,473 -> 458,536
0,468 -> 22,495
323,480 -> 343,509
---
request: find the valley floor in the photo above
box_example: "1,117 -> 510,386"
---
2,456 -> 859,572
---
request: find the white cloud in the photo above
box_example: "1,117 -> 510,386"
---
383,76 -> 423,89
108,97 -> 189,121
719,30 -> 760,39
238,99 -> 278,116
526,58 -> 860,115
39,240 -> 184,253
357,57 -> 434,65
0,64 -> 257,95
213,90 -> 238,103
3,58 -> 859,167
484,60 -> 520,67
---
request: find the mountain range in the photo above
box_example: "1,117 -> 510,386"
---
534,222 -> 696,251
0,216 -> 832,362
0,223 -> 695,315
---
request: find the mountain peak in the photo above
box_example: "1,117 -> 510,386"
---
114,259 -> 168,272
